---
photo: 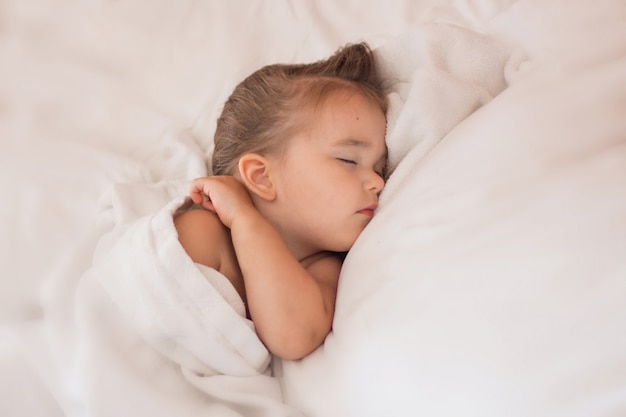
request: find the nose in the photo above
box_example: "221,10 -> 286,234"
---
365,170 -> 385,195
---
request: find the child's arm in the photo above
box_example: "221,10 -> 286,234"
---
190,176 -> 340,360
230,209 -> 341,360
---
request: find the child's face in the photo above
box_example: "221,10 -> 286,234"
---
273,91 -> 387,254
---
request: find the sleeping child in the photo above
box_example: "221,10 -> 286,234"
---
174,42 -> 388,360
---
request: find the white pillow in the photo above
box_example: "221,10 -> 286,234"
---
279,52 -> 626,417
374,22 -> 525,172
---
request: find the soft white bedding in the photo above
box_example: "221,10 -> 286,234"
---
2,1 -> 625,416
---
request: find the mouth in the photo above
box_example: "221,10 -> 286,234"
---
357,204 -> 378,218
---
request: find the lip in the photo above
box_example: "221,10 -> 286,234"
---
357,204 -> 378,217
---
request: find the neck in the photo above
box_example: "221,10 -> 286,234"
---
267,217 -> 319,263
252,198 -> 319,263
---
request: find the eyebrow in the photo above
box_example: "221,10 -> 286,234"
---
333,138 -> 370,148
334,138 -> 388,157
334,138 -> 388,168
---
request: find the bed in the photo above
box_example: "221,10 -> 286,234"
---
1,0 -> 625,416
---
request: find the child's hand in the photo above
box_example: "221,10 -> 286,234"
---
189,176 -> 256,228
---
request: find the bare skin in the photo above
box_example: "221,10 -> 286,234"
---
175,180 -> 343,360
174,91 -> 387,360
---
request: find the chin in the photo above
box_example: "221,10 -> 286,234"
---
321,228 -> 362,253
334,235 -> 360,253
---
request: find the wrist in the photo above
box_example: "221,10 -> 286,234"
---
230,205 -> 267,232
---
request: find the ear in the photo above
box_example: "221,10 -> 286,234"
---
237,153 -> 277,201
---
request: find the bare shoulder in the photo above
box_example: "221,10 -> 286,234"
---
304,252 -> 344,290
173,208 -> 228,270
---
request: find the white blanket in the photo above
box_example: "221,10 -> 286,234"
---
31,180 -> 303,416
87,190 -> 300,416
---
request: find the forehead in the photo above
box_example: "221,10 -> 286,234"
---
314,90 -> 386,133
309,82 -> 385,116
292,90 -> 386,156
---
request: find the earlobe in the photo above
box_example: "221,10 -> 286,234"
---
237,154 -> 277,201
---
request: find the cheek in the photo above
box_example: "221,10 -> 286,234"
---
277,154 -> 357,210
286,173 -> 340,215
278,166 -> 322,209
327,166 -> 359,189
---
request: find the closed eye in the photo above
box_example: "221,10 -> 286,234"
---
337,158 -> 357,166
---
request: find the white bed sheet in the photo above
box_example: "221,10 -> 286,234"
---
2,0 -> 625,416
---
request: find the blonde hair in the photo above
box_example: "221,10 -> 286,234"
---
211,42 -> 388,176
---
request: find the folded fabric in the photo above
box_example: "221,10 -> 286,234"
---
80,186 -> 303,416
375,22 -> 527,200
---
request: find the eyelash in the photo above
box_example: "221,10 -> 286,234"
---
337,158 -> 357,166
338,158 -> 385,178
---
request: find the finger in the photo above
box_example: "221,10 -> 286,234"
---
189,189 -> 204,204
190,178 -> 210,192
200,197 -> 216,213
